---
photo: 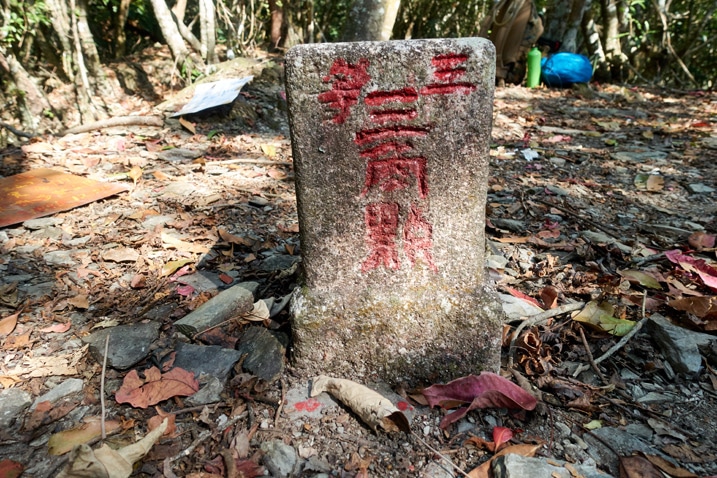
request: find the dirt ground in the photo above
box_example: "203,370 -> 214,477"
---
1,48 -> 717,477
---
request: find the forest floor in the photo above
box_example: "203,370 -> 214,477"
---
1,47 -> 717,478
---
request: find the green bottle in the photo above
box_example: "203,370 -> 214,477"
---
527,47 -> 541,88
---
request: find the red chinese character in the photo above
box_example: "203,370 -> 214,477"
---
403,204 -> 437,272
361,202 -> 400,272
362,158 -> 428,198
420,52 -> 476,96
317,58 -> 370,124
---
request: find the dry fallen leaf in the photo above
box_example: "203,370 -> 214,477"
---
0,311 -> 19,336
115,367 -> 199,408
48,417 -> 122,455
310,375 -> 409,433
57,418 -> 168,478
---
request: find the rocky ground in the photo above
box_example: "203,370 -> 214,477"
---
0,49 -> 716,478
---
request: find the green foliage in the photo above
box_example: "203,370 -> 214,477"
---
0,0 -> 51,48
394,0 -> 489,39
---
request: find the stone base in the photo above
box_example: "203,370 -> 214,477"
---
290,282 -> 503,385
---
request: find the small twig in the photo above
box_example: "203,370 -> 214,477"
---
578,325 -> 608,385
274,379 -> 286,428
573,317 -> 648,378
209,157 -> 293,166
536,198 -> 621,239
61,115 -> 164,136
507,302 -> 585,368
0,120 -> 34,138
167,412 -> 244,464
101,333 -> 110,440
411,431 -> 471,478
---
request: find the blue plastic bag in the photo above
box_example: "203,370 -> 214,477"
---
540,53 -> 593,87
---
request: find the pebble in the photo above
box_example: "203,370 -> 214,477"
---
261,440 -> 297,477
31,378 -> 84,410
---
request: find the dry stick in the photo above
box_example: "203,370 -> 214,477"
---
536,198 -> 622,239
61,116 -> 165,136
507,302 -> 585,369
168,413 -> 245,464
573,292 -> 648,378
0,121 -> 34,138
209,157 -> 293,166
411,431 -> 471,478
274,379 -> 286,428
101,333 -> 110,440
578,326 -> 608,385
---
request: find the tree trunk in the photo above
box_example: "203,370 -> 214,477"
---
582,2 -> 609,81
114,0 -> 132,58
199,0 -> 217,63
341,0 -> 401,42
44,0 -> 74,80
600,0 -> 626,80
268,0 -> 284,48
0,48 -> 59,133
543,0 -> 571,43
562,0 -> 588,52
148,0 -> 191,67
172,0 -> 187,24
75,0 -> 113,98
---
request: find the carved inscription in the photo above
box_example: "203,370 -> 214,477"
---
317,54 -> 478,273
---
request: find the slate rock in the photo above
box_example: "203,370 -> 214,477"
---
174,342 -> 242,383
0,388 -> 32,439
493,454 -> 613,478
644,313 -> 716,376
176,271 -> 225,294
235,326 -> 285,382
83,321 -> 161,369
186,375 -> 224,406
43,250 -> 77,267
261,439 -> 297,477
583,427 -> 670,477
175,284 -> 254,337
420,461 -> 455,478
259,254 -> 300,272
23,217 -> 63,230
31,378 -> 84,410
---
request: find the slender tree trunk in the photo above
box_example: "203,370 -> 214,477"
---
199,0 -> 217,63
543,0 -> 571,42
341,0 -> 401,42
268,0 -> 284,48
582,2 -> 609,81
562,0 -> 588,52
172,0 -> 187,24
600,0 -> 626,80
148,0 -> 191,67
44,0 -> 74,80
76,0 -> 113,98
0,48 -> 59,133
114,0 -> 132,58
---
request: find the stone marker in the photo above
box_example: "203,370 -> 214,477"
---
285,38 -> 502,383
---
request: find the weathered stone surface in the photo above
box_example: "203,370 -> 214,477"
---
644,313 -> 716,376
83,321 -> 160,369
175,283 -> 254,337
173,342 -> 242,383
492,454 -> 613,478
285,38 -> 501,383
235,326 -> 286,382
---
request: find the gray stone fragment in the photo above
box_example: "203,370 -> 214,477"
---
186,375 -> 224,406
174,342 -> 242,383
140,214 -> 175,230
235,326 -> 285,382
157,148 -> 203,162
259,254 -> 301,271
261,439 -> 297,477
82,321 -> 161,369
31,378 -> 84,410
0,388 -> 32,437
492,454 -> 613,478
688,183 -> 715,193
583,427 -> 671,476
23,217 -> 63,230
610,151 -> 668,163
43,250 -> 77,267
580,231 -> 632,254
644,313 -> 716,376
420,461 -> 455,478
176,271 -> 225,294
175,284 -> 254,337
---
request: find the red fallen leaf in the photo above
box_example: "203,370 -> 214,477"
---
176,284 -> 195,297
218,273 -> 233,284
234,460 -> 265,478
493,426 -> 513,451
130,274 -> 147,289
0,459 -> 24,478
422,372 -> 537,429
115,366 -> 199,408
688,231 -> 716,251
539,286 -> 559,309
39,322 -> 71,333
503,287 -> 543,310
665,249 -> 717,292
619,455 -> 665,478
